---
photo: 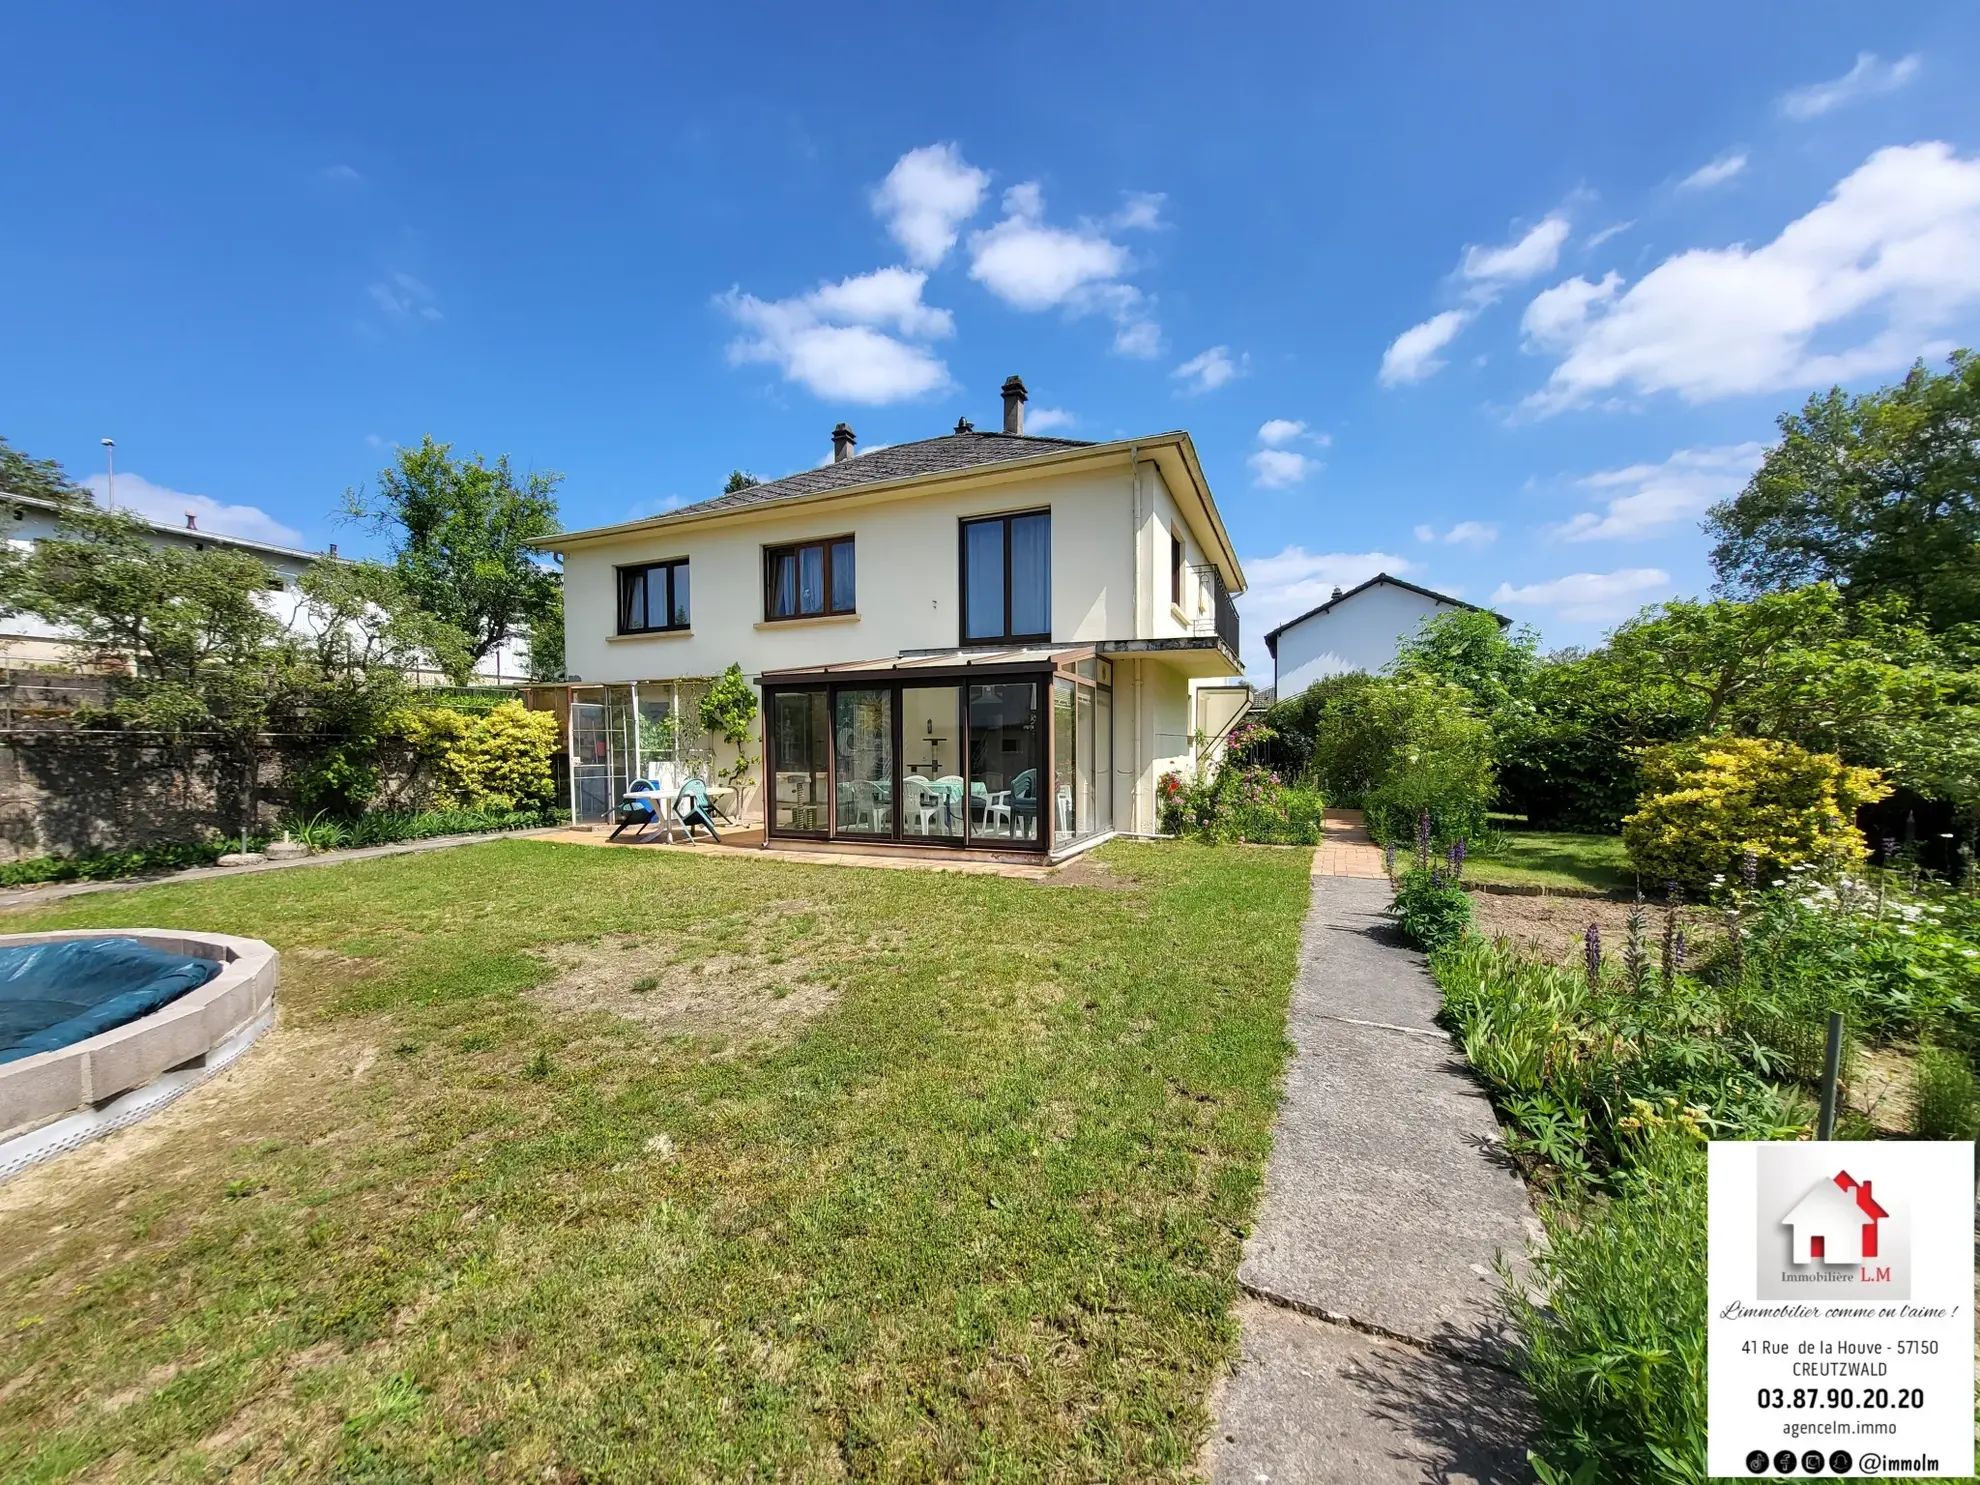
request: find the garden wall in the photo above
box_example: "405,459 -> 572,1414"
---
0,670 -> 426,862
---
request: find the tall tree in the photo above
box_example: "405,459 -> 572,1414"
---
723,469 -> 761,494
0,434 -> 83,506
1706,352 -> 1980,630
342,436 -> 562,672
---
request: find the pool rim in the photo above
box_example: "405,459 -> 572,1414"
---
0,929 -> 278,1164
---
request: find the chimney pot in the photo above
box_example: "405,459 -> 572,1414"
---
1330,586 -> 1343,601
328,542 -> 339,559
831,422 -> 856,463
1000,375 -> 1027,435
185,512 -> 197,530
954,416 -> 974,434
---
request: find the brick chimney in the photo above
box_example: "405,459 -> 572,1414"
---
832,422 -> 856,463
1000,375 -> 1027,435
185,511 -> 197,530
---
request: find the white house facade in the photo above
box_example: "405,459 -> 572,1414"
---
1263,573 -> 1505,700
537,377 -> 1249,859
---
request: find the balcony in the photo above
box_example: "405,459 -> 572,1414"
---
1188,564 -> 1240,658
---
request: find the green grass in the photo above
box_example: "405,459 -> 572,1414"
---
0,837 -> 1311,1482
1464,828 -> 1633,893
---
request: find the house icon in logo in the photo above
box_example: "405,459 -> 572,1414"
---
1782,1170 -> 1889,1265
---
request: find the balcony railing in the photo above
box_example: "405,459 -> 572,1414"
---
1189,564 -> 1240,657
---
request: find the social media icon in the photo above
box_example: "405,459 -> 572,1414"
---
1747,1449 -> 1772,1474
1829,1450 -> 1853,1474
1803,1450 -> 1827,1474
1775,1449 -> 1800,1473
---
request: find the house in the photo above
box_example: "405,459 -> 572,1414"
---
0,488 -> 527,682
535,375 -> 1250,860
1781,1170 -> 1888,1265
1262,573 -> 1506,702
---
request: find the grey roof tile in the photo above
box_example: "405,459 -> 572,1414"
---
668,430 -> 1091,520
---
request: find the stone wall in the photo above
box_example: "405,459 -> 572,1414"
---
0,671 -> 427,862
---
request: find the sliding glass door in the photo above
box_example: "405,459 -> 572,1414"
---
833,689 -> 894,837
900,686 -> 964,840
968,681 -> 1042,844
769,690 -> 830,836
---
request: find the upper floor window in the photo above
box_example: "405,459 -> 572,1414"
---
961,510 -> 1050,645
1170,523 -> 1186,609
618,558 -> 690,634
765,537 -> 855,621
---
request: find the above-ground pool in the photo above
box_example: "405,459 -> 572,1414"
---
0,937 -> 220,1063
0,929 -> 279,1180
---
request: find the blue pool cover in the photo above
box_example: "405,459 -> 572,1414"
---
0,938 -> 220,1064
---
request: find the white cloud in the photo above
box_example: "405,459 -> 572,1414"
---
1521,143 -> 1980,410
364,433 -> 387,450
369,272 -> 440,321
1553,442 -> 1767,541
1462,215 -> 1572,286
871,143 -> 988,269
1257,418 -> 1306,446
1491,567 -> 1671,622
1236,546 -> 1416,676
1780,52 -> 1922,121
320,164 -> 362,184
1248,449 -> 1316,488
81,473 -> 306,549
1679,151 -> 1748,191
1113,192 -> 1165,231
1379,309 -> 1469,386
1585,221 -> 1633,249
1172,345 -> 1247,394
967,182 -> 1159,352
718,267 -> 954,404
1024,406 -> 1076,433
1413,520 -> 1497,547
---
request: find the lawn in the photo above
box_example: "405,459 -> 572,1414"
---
1463,827 -> 1634,893
0,837 -> 1311,1482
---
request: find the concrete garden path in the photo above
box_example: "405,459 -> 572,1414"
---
1205,865 -> 1541,1483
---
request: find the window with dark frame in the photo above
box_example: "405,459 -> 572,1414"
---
764,537 -> 856,621
960,510 -> 1050,645
1170,523 -> 1185,609
617,558 -> 690,634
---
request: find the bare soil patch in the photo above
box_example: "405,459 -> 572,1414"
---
1469,890 -> 1720,967
527,905 -> 867,1046
1036,856 -> 1141,891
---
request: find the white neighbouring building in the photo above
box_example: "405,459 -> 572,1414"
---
0,489 -> 529,682
1262,572 -> 1506,701
535,376 -> 1253,861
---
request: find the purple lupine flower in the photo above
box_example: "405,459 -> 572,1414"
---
1882,836 -> 1899,864
1430,866 -> 1444,889
1672,928 -> 1686,973
1416,808 -> 1433,870
1741,850 -> 1758,890
1584,921 -> 1602,991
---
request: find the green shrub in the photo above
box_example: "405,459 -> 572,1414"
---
1507,1127 -> 1708,1485
395,700 -> 559,811
342,805 -> 555,849
1157,744 -> 1325,846
1260,672 -> 1387,800
1910,1045 -> 1979,1140
1389,867 -> 1472,951
0,838 -> 249,889
1621,736 -> 1891,895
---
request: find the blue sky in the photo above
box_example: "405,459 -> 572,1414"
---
5,3 -> 1979,676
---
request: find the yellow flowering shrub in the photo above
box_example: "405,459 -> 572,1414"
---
1621,736 -> 1890,893
394,700 -> 559,810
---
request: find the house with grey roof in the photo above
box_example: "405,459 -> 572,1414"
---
536,375 -> 1251,860
1263,573 -> 1506,701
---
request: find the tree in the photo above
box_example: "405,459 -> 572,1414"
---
723,470 -> 761,494
0,434 -> 83,506
342,436 -> 562,673
1707,352 -> 1980,631
525,582 -> 565,681
1389,609 -> 1539,723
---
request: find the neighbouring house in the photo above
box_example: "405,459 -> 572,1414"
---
534,375 -> 1251,861
1262,572 -> 1506,701
1781,1170 -> 1888,1265
0,489 -> 527,682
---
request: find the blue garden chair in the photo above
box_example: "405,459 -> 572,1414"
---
673,777 -> 723,844
608,779 -> 663,841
